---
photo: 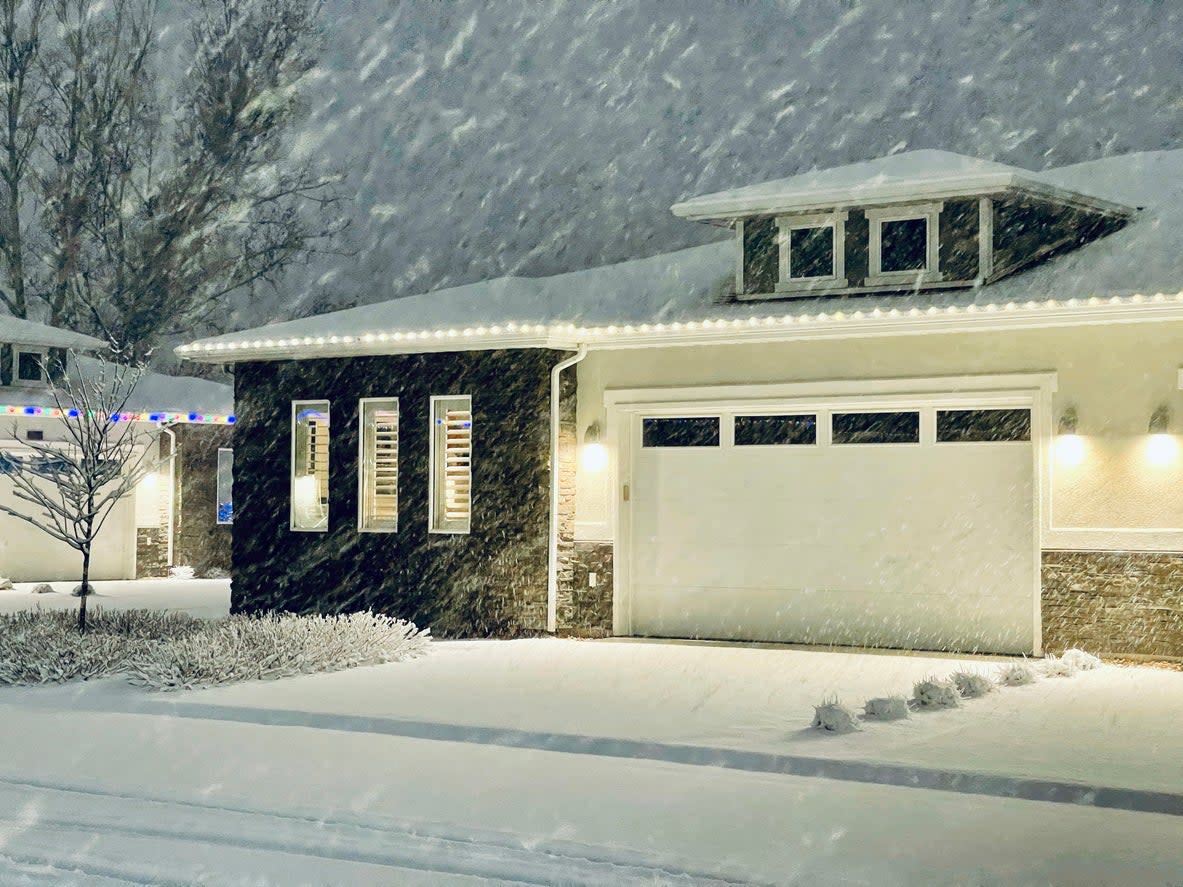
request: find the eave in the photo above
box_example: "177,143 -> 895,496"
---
177,291 -> 1183,363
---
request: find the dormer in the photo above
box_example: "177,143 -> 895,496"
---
0,317 -> 104,387
671,150 -> 1135,301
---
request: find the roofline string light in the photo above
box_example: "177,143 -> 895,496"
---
1,405 -> 235,425
175,290 -> 1183,358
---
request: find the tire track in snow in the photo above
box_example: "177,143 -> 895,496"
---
117,700 -> 1183,818
0,777 -> 763,886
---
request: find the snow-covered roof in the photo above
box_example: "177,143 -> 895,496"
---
178,149 -> 1183,363
2,355 -> 233,423
670,149 -> 1133,220
0,316 -> 106,351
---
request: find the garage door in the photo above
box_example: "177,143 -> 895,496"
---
627,401 -> 1036,654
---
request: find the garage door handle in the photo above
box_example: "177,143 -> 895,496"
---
623,483 -> 630,502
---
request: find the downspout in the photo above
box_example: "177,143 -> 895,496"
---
548,344 -> 588,633
160,425 -> 177,568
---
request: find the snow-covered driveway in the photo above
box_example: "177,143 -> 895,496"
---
1,586 -> 1182,884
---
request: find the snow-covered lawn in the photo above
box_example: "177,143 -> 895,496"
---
0,578 -> 231,619
1,580 -> 1181,883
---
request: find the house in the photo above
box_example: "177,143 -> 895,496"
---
1,317 -> 235,581
178,148 -> 1183,658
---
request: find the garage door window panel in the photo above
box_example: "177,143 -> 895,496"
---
832,411 -> 920,445
937,408 -> 1031,443
734,414 -> 817,446
642,417 -> 720,448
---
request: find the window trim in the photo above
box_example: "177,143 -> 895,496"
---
215,447 -> 234,525
865,202 -> 943,286
774,211 -> 848,293
428,394 -> 473,535
289,399 -> 330,533
13,346 -> 49,387
357,396 -> 399,533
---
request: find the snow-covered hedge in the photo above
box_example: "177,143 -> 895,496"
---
0,609 -> 429,690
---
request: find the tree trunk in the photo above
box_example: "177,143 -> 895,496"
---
78,545 -> 90,633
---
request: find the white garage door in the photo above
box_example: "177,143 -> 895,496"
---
627,400 -> 1037,654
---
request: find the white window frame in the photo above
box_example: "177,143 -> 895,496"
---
13,346 -> 49,387
290,399 -> 330,533
774,212 -> 848,293
358,397 -> 399,533
428,394 -> 472,535
865,202 -> 943,286
216,447 -> 234,525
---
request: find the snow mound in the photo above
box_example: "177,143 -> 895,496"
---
952,671 -> 995,698
998,662 -> 1038,686
912,677 -> 960,709
0,609 -> 430,689
1040,655 -> 1078,678
31,583 -> 55,594
811,697 -> 860,734
863,696 -> 909,721
1062,648 -> 1103,671
0,576 -> 13,590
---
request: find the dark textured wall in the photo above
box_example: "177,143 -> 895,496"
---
174,424 -> 233,577
232,349 -> 572,637
992,196 -> 1124,279
560,541 -> 613,636
1042,550 -> 1183,658
939,198 -> 980,281
741,217 -> 777,296
136,528 -> 168,578
0,344 -> 10,386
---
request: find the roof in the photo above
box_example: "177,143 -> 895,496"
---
178,149 -> 1183,363
0,316 -> 106,351
669,149 -> 1133,220
2,356 -> 233,423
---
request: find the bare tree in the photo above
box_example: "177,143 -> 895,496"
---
0,351 -> 156,631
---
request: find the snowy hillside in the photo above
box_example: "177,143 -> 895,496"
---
205,0 -> 1183,331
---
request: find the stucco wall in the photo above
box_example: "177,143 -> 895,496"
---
573,320 -> 1183,543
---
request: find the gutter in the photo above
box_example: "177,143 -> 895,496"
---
547,344 -> 588,633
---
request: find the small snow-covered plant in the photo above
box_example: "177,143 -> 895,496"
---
1062,648 -> 1102,671
952,670 -> 994,699
1040,655 -> 1078,678
169,565 -> 196,580
997,661 -> 1037,686
0,576 -> 13,590
811,696 -> 860,734
912,676 -> 960,708
31,583 -> 55,594
863,696 -> 909,721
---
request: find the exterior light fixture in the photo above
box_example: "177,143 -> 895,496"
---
581,420 -> 608,473
1147,405 -> 1176,466
1056,406 -> 1085,466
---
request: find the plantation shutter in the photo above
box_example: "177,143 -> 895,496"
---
431,395 -> 472,533
291,400 -> 330,531
359,399 -> 399,531
308,415 -> 330,503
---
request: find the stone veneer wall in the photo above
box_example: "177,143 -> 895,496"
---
560,541 -> 614,635
233,349 -> 574,637
1041,550 -> 1183,658
135,528 -> 168,578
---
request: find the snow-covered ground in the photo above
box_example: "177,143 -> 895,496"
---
1,580 -> 1181,884
0,579 -> 230,619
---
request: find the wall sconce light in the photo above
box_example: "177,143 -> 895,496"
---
581,420 -> 608,473
1056,406 -> 1085,466
1147,405 -> 1176,466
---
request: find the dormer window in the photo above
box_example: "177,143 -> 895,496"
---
775,211 -> 848,293
866,203 -> 942,286
14,347 -> 48,386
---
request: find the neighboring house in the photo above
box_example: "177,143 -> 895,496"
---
179,149 -> 1183,658
1,317 -> 235,581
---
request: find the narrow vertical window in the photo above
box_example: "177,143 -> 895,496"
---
430,395 -> 472,533
359,398 -> 399,531
216,448 -> 234,524
291,400 -> 330,531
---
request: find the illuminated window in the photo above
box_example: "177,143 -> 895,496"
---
358,398 -> 399,532
291,400 -> 330,531
216,448 -> 234,524
430,395 -> 472,533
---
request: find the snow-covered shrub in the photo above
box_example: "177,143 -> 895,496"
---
125,612 -> 430,690
202,567 -> 229,580
72,583 -> 94,596
0,576 -> 13,590
1040,655 -> 1078,678
1062,648 -> 1102,671
863,696 -> 909,721
811,696 -> 860,734
0,608 -> 430,689
952,670 -> 994,698
169,565 -> 195,580
912,677 -> 960,709
997,662 -> 1037,686
31,583 -> 55,594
